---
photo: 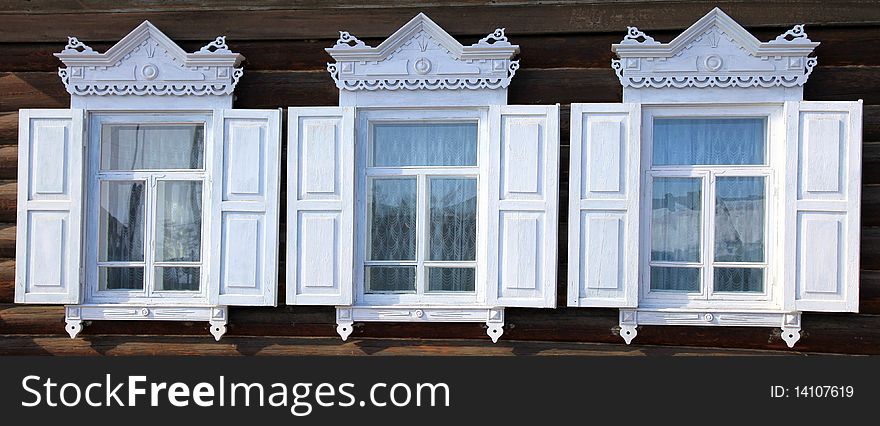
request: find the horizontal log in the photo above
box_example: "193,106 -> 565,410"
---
0,181 -> 14,223
0,113 -> 16,145
4,25 -> 880,73
0,145 -> 16,179
0,224 -> 12,258
1,303 -> 878,354
1,2 -> 878,43
3,66 -> 879,114
0,259 -> 11,302
0,334 -> 811,357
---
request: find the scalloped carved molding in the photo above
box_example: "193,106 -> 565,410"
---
55,20 -> 244,98
325,13 -> 519,92
611,7 -> 818,90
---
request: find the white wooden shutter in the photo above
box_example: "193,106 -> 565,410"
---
285,107 -> 354,305
567,103 -> 640,308
15,109 -> 84,304
486,105 -> 559,308
785,101 -> 862,313
211,109 -> 281,306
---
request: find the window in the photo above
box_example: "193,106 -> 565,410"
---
570,8 -> 862,348
644,115 -> 771,302
89,116 -> 208,299
363,120 -> 480,301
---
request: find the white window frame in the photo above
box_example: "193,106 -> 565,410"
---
639,105 -> 784,310
84,112 -> 213,305
354,108 -> 490,307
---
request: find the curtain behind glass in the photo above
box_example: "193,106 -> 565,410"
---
372,123 -> 477,167
101,124 -> 204,170
653,118 -> 765,165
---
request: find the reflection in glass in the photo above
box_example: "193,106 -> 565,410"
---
372,123 -> 477,167
101,124 -> 204,170
156,181 -> 202,262
369,178 -> 417,261
366,266 -> 416,293
99,181 -> 145,262
651,177 -> 701,262
715,177 -> 764,263
155,267 -> 200,291
429,178 -> 477,261
99,267 -> 144,290
653,118 -> 765,165
714,268 -> 764,293
650,267 -> 700,292
428,268 -> 475,292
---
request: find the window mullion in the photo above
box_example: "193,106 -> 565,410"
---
704,170 -> 716,300
145,174 -> 157,297
416,174 -> 428,296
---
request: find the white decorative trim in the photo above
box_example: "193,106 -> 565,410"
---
618,309 -> 803,348
65,306 -> 83,339
620,27 -> 659,45
55,20 -> 244,98
64,304 -> 229,340
611,8 -> 819,90
336,306 -> 505,342
64,37 -> 95,53
325,13 -> 519,92
478,28 -> 510,45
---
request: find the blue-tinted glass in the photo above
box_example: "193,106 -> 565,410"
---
715,177 -> 765,262
650,267 -> 700,292
653,118 -> 765,165
651,177 -> 702,262
714,268 -> 763,293
372,123 -> 477,166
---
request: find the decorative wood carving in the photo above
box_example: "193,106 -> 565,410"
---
55,20 -> 244,97
618,309 -> 804,348
335,307 -> 506,342
611,7 -> 818,89
325,13 -> 519,91
64,305 -> 229,340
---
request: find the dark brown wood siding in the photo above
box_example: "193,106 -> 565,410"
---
1,0 -> 878,355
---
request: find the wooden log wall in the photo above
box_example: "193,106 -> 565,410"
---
1,0 -> 879,355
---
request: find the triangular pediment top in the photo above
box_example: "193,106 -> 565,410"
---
326,13 -> 520,92
613,8 -> 819,58
326,13 -> 518,61
54,20 -> 244,97
611,8 -> 820,90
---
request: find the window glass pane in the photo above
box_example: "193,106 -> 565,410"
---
366,266 -> 416,293
155,267 -> 200,291
428,267 -> 475,292
650,267 -> 700,292
715,177 -> 765,262
99,181 -> 145,262
653,118 -> 765,165
714,268 -> 764,293
99,267 -> 144,290
156,181 -> 202,262
651,177 -> 701,262
369,178 -> 417,261
372,123 -> 477,166
429,178 -> 477,261
101,124 -> 204,170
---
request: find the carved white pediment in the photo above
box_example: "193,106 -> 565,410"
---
55,20 -> 244,96
611,8 -> 819,89
326,13 -> 520,91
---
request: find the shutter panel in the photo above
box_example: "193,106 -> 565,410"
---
212,109 -> 281,306
567,103 -> 640,308
786,101 -> 862,313
15,109 -> 84,304
286,107 -> 354,305
487,105 -> 559,308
